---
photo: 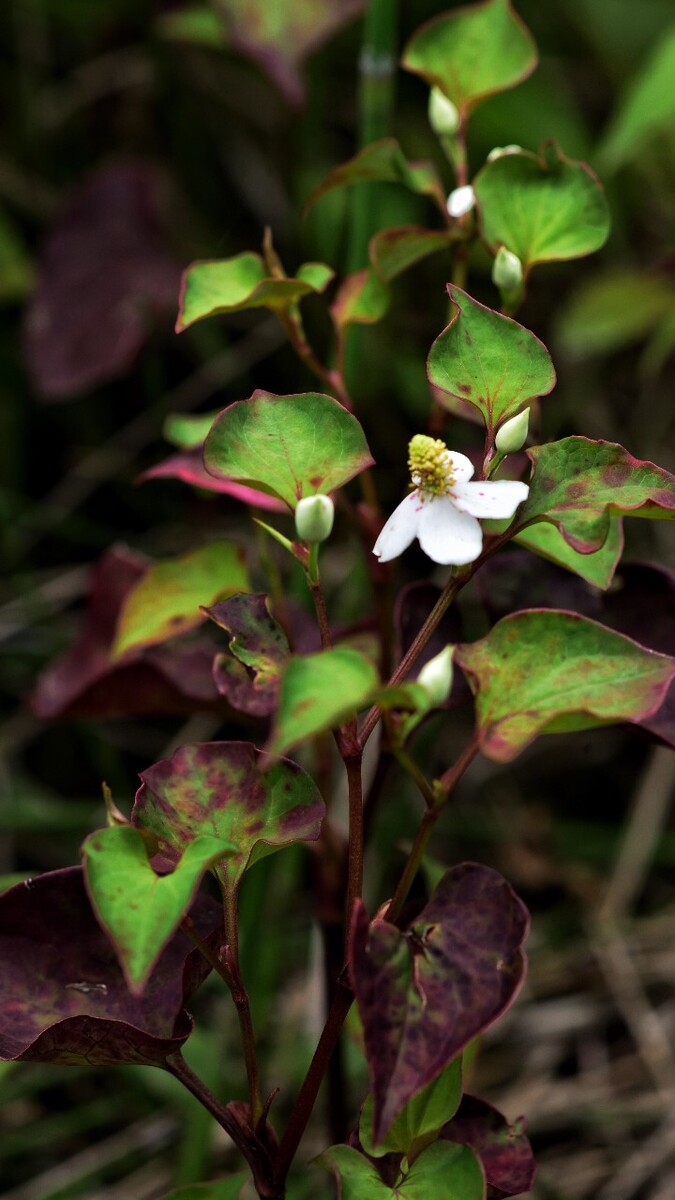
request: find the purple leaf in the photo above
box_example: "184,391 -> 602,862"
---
140,451 -> 287,511
442,1095 -> 536,1199
31,546 -> 223,719
349,863 -> 529,1142
204,594 -> 290,717
24,165 -> 181,400
0,867 -> 220,1066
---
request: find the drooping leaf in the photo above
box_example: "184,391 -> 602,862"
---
112,542 -> 249,659
402,0 -> 537,119
474,142 -> 610,273
304,138 -> 447,215
205,594 -> 290,717
515,516 -> 624,589
203,390 -> 374,509
330,269 -> 390,332
359,1057 -> 463,1158
83,826 -> 236,994
516,437 -> 675,554
23,165 -> 180,400
556,269 -> 675,360
427,287 -> 556,436
211,0 -> 367,108
140,451 -> 287,510
133,741 -> 325,903
369,227 -> 454,283
455,610 -> 675,762
598,20 -> 675,170
266,647 -> 379,758
319,1142 -> 485,1200
349,864 -> 529,1141
0,867 -> 220,1066
176,253 -> 333,332
442,1095 -> 535,1199
31,546 -> 223,720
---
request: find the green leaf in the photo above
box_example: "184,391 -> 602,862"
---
427,287 -> 556,436
556,269 -> 675,359
112,542 -> 249,658
266,647 -> 379,758
599,20 -> 675,170
330,269 -> 390,332
157,1171 -> 249,1199
359,1058 -> 463,1159
164,411 -> 221,450
83,826 -> 233,993
369,227 -> 454,284
402,0 -> 537,119
455,610 -> 675,762
176,252 -> 334,332
474,142 -> 610,273
319,1142 -> 484,1199
515,517 -> 624,590
517,437 -> 675,554
203,390 -> 374,509
157,5 -> 227,48
134,741 -> 325,905
304,138 -> 446,215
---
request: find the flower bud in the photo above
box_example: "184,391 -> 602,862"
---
495,409 -> 530,455
492,246 -> 523,291
446,185 -> 475,219
428,87 -> 460,136
416,646 -> 454,708
294,494 -> 335,544
487,144 -> 522,162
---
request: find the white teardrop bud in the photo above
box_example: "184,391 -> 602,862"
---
446,185 -> 475,219
492,246 -> 523,291
294,494 -> 335,544
428,87 -> 460,135
487,144 -> 523,162
417,646 -> 454,707
495,409 -> 530,454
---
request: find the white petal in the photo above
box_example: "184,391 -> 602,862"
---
445,450 -> 474,482
373,491 -> 422,562
417,496 -> 483,565
452,479 -> 529,519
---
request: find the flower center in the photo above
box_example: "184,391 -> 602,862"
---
408,434 -> 455,497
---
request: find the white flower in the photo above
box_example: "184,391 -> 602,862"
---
446,185 -> 475,218
373,435 -> 529,566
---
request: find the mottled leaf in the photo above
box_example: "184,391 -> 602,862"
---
369,227 -> 454,283
176,253 -> 333,332
305,138 -> 446,215
442,1095 -> 535,1199
31,546 -> 222,720
205,594 -> 290,717
599,20 -> 675,170
133,741 -> 325,903
350,863 -> 529,1140
204,390 -> 374,509
455,610 -> 675,762
0,867 -> 220,1066
517,437 -> 675,554
112,542 -> 249,658
474,142 -> 610,273
266,647 -> 378,758
320,1142 -> 484,1199
140,451 -> 287,510
23,165 -> 180,400
515,516 -> 624,590
212,0 -> 366,108
359,1057 -> 463,1158
427,287 -> 556,436
83,827 -> 235,994
402,0 -> 537,119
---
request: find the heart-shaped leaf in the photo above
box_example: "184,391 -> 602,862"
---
427,287 -> 556,436
205,593 -> 290,717
319,1142 -> 484,1200
304,138 -> 446,215
176,253 -> 333,332
0,867 -> 220,1066
266,647 -> 379,758
369,227 -> 455,283
133,741 -> 325,903
112,542 -> 250,659
516,437 -> 675,554
402,0 -> 537,119
83,826 -> 236,994
515,516 -> 624,589
359,1057 -> 463,1158
350,863 -> 528,1141
442,1096 -> 535,1199
474,142 -> 610,273
455,610 -> 675,762
203,390 -> 374,509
